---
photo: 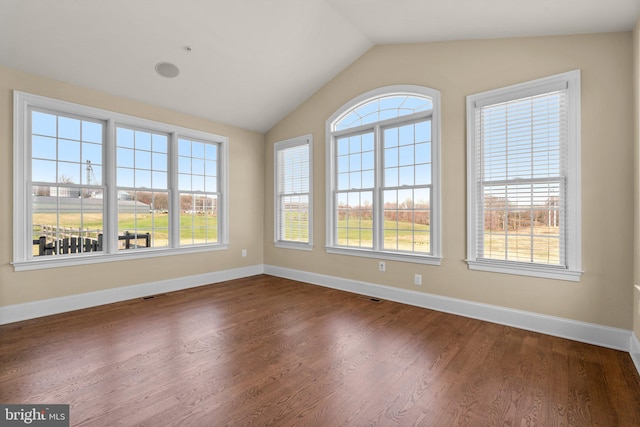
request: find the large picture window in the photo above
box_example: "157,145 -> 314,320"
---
13,92 -> 228,271
466,70 -> 581,281
325,85 -> 441,264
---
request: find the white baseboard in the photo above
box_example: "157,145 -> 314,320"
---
631,333 -> 640,375
264,265 -> 632,352
0,264 -> 264,325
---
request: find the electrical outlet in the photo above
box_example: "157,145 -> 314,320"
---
414,274 -> 422,286
378,261 -> 386,272
242,249 -> 247,257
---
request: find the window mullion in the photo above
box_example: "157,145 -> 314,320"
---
373,123 -> 382,252
169,133 -> 179,248
105,119 -> 117,254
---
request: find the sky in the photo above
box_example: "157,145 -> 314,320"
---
31,110 -> 219,193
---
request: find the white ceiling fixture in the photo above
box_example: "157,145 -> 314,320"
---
155,62 -> 180,79
0,0 -> 638,133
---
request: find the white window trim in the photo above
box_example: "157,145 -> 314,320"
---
273,134 -> 313,250
466,70 -> 582,281
325,85 -> 442,265
13,91 -> 229,271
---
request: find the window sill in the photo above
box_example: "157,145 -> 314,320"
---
326,246 -> 442,266
466,259 -> 582,282
12,244 -> 229,272
274,241 -> 313,251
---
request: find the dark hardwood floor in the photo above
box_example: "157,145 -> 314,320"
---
1,274 -> 639,426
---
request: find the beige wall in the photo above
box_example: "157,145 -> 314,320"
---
0,65 -> 265,307
634,18 -> 640,339
265,33 -> 635,330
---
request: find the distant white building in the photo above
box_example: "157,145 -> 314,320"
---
49,187 -> 81,198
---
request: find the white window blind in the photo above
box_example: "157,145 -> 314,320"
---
475,91 -> 566,265
274,135 -> 312,248
466,70 -> 581,281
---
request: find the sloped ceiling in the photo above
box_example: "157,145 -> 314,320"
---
1,0 -> 638,133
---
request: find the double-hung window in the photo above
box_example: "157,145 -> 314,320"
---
274,134 -> 312,249
13,92 -> 228,271
115,126 -> 170,250
466,70 -> 581,281
326,85 -> 441,265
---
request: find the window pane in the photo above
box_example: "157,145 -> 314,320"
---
152,134 -> 167,153
83,142 -> 102,166
152,171 -> 167,189
383,188 -> 431,253
117,147 -> 134,168
335,95 -> 432,131
31,111 -> 105,191
82,121 -> 103,143
134,130 -> 152,151
192,141 -> 205,159
32,111 -> 56,137
32,136 -> 57,160
279,194 -> 309,242
192,158 -> 205,175
179,193 -> 218,245
399,145 -> 414,166
87,164 -> 102,186
58,139 -> 80,162
385,147 -> 399,167
399,166 -> 414,186
205,143 -> 217,160
385,167 -> 399,187
192,174 -> 205,192
116,127 -> 134,148
336,191 -> 373,248
205,176 -> 217,193
178,139 -> 191,156
337,137 -> 349,156
415,164 -> 431,186
32,159 -> 57,183
362,170 -> 374,188
415,142 -> 430,164
135,169 -> 151,188
58,116 -> 80,140
152,152 -> 167,171
58,162 -> 81,184
32,188 -> 103,257
117,191 -> 169,250
179,156 -> 191,174
117,168 -> 134,187
205,160 -> 217,177
179,173 -> 191,191
415,121 -> 431,143
116,126 -> 168,190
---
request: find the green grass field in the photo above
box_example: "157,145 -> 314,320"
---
482,225 -> 560,264
33,212 -> 560,264
335,218 -> 431,252
280,211 -> 431,252
32,212 -> 218,253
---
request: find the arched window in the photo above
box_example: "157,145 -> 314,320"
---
325,85 -> 441,264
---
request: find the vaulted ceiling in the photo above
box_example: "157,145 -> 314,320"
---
1,0 -> 638,133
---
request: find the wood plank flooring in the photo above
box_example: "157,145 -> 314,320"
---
1,274 -> 639,426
